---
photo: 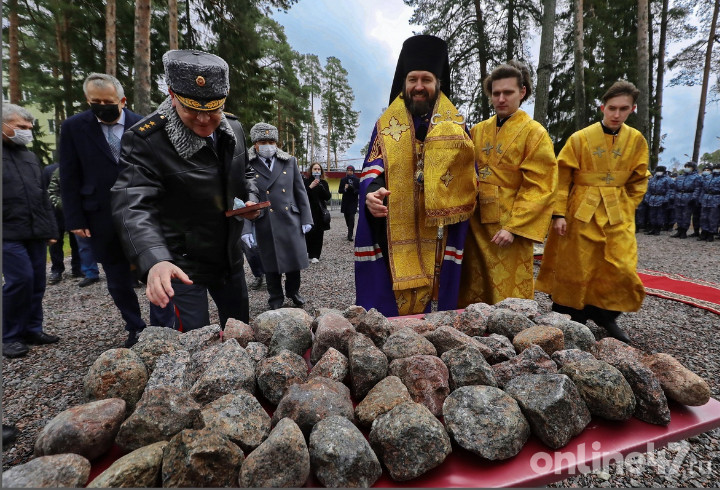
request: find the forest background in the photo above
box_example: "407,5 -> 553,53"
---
3,0 -> 719,171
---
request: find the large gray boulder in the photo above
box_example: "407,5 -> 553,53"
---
200,392 -> 271,452
369,401 -> 451,482
87,441 -> 167,488
348,333 -> 388,399
443,385 -> 530,460
255,349 -> 308,405
2,454 -> 91,488
492,344 -> 558,388
388,354 -> 450,417
354,376 -> 412,428
239,418 -> 310,487
441,344 -> 497,389
382,327 -> 437,361
83,348 -> 148,415
34,398 -> 126,460
309,416 -> 382,488
189,339 -> 256,404
115,386 -> 203,452
161,429 -> 244,488
272,377 -> 355,438
504,374 -> 591,449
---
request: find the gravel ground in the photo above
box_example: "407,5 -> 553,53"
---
3,213 -> 720,486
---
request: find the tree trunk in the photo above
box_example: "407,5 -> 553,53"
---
106,0 -> 117,76
651,0 -> 669,168
326,114 -> 332,172
636,0 -> 650,141
506,0 -> 515,60
573,0 -> 586,130
185,0 -> 194,48
8,0 -> 21,103
473,0 -> 490,119
692,0 -> 719,163
534,0 -> 556,127
168,0 -> 178,50
134,0 -> 152,115
310,78 -> 315,168
54,2 -> 73,120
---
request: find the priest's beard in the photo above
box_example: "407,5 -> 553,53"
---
403,84 -> 440,117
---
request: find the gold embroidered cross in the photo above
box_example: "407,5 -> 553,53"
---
479,165 -> 492,179
440,170 -> 454,187
396,294 -> 408,308
612,148 -> 622,158
605,172 -> 614,184
496,143 -> 503,154
593,147 -> 606,158
380,117 -> 410,142
481,142 -> 494,155
420,292 -> 432,305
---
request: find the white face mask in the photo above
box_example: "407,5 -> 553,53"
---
3,127 -> 33,146
683,167 -> 692,173
703,170 -> 711,176
257,144 -> 277,160
655,172 -> 664,177
714,170 -> 720,174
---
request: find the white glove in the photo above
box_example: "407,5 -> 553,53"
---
241,233 -> 256,248
302,224 -> 312,234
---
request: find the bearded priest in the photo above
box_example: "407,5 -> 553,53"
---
356,35 -> 477,317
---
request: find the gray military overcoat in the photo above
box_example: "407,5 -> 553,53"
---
244,147 -> 312,274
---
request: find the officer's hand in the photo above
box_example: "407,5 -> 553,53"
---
367,187 -> 390,218
244,200 -> 261,220
491,229 -> 514,247
553,217 -> 567,236
48,239 -> 58,245
146,261 -> 193,308
71,228 -> 91,238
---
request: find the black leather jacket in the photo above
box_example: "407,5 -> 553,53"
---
111,101 -> 259,285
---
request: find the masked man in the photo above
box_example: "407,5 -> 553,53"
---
458,60 -> 558,307
357,35 -> 477,317
111,50 -> 259,332
537,80 -> 650,343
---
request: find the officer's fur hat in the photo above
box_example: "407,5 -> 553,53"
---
250,122 -> 278,143
163,50 -> 229,111
655,166 -> 667,173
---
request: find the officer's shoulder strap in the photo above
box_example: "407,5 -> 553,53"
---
130,113 -> 167,138
223,112 -> 238,120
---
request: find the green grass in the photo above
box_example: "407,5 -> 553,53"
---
46,235 -> 74,263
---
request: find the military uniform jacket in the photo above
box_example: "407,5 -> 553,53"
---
243,147 -> 312,274
111,97 -> 259,285
674,172 -> 702,205
646,174 -> 673,207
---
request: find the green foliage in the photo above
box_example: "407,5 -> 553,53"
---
320,56 -> 360,165
701,148 -> 720,165
404,0 -> 541,122
546,0 -> 642,152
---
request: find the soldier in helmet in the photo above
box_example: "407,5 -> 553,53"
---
111,50 -> 260,332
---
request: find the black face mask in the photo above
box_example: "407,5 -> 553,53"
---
90,103 -> 121,123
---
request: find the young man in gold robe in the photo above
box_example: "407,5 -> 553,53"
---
536,80 -> 650,343
458,61 -> 557,307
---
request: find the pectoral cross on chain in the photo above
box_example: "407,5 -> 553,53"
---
593,147 -> 606,158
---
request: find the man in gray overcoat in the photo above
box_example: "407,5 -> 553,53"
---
242,123 -> 313,310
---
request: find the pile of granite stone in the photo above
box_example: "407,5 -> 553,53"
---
1,298 -> 711,488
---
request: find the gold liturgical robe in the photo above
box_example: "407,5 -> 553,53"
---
536,122 -> 650,312
459,109 -> 557,307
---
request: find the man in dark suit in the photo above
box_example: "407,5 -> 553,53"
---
60,73 -> 174,347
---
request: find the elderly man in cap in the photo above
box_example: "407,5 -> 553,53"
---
339,165 -> 360,241
111,50 -> 260,331
358,35 -> 477,317
242,122 -> 313,310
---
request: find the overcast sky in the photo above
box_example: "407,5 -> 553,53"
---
273,0 -> 719,169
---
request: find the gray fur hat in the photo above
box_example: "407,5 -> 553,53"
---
250,122 -> 278,143
163,50 -> 229,111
